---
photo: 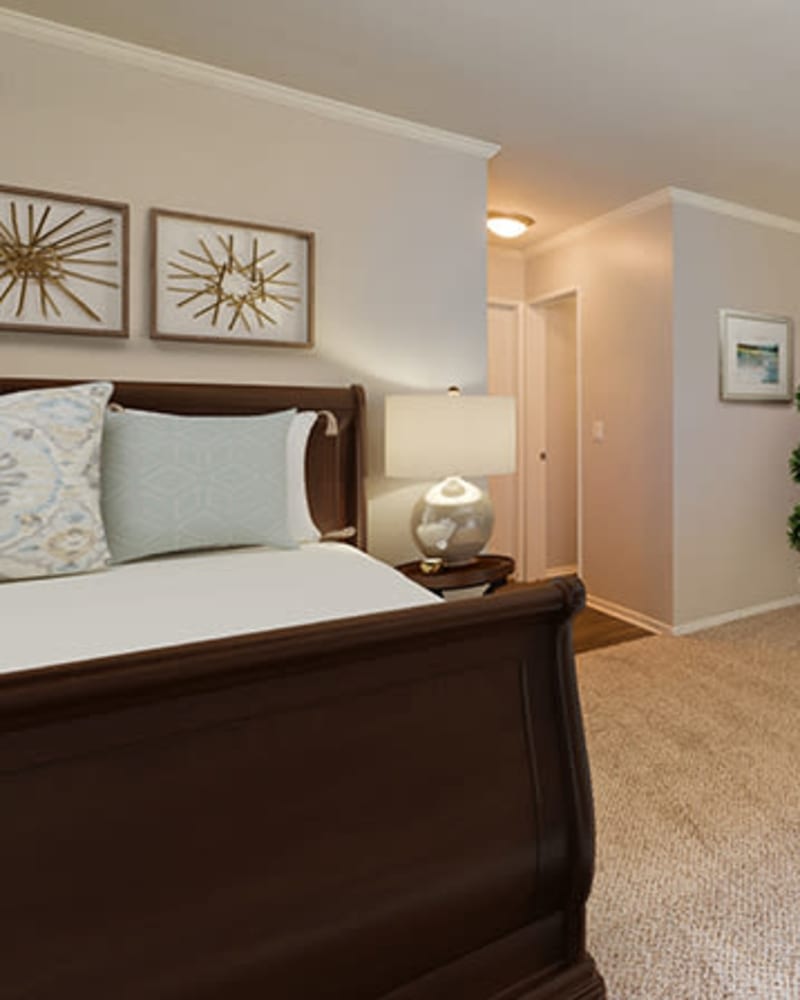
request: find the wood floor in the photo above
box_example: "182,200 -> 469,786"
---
502,579 -> 653,652
572,605 -> 651,653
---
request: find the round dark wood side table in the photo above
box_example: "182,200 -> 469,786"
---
395,554 -> 515,596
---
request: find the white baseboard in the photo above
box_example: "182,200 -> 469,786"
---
545,564 -> 578,578
588,591 -> 800,637
585,595 -> 668,635
672,594 -> 800,635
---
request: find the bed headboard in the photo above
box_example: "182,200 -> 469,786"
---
0,378 -> 367,550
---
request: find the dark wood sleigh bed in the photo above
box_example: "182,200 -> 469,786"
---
0,378 -> 605,1000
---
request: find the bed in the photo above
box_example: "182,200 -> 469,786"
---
0,377 -> 605,1000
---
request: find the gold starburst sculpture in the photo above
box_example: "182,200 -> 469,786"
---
167,233 -> 300,333
0,201 -> 119,323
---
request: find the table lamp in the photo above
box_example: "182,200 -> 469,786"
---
385,388 -> 516,565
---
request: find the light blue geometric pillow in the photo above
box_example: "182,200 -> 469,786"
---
101,407 -> 297,563
0,381 -> 113,581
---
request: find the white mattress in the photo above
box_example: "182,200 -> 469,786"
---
0,543 -> 440,675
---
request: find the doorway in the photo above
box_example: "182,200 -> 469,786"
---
488,291 -> 580,582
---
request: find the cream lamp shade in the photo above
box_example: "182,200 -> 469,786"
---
385,394 -> 516,478
385,391 -> 516,565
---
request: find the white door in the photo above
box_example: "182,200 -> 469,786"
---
540,295 -> 578,576
487,302 -> 547,579
519,304 -> 547,581
488,297 -> 579,583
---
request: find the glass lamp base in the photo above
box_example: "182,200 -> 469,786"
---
411,476 -> 494,565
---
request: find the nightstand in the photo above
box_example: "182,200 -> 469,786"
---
395,554 -> 515,597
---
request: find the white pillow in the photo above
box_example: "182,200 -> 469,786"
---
102,407 -> 297,563
287,411 -> 322,543
0,381 -> 113,581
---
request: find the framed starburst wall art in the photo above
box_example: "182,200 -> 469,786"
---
0,185 -> 129,337
150,209 -> 314,348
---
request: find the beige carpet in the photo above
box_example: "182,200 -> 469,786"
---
577,606 -> 800,999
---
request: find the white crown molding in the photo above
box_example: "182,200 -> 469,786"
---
670,187 -> 800,235
528,188 -> 673,258
0,7 -> 499,160
529,185 -> 800,259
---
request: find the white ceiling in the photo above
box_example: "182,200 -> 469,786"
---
5,0 -> 800,245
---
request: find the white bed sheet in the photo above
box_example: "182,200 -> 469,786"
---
0,543 -> 440,675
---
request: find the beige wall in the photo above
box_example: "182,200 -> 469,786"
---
486,249 -> 525,567
524,193 -> 800,628
487,246 -> 525,302
543,296 -> 578,571
672,203 -> 800,626
487,302 -> 522,564
0,24 -> 490,565
526,205 -> 674,625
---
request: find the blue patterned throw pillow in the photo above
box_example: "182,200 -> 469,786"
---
101,407 -> 298,563
0,381 -> 113,581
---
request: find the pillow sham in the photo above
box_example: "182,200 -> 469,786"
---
101,407 -> 297,563
287,411 -> 322,543
0,381 -> 113,582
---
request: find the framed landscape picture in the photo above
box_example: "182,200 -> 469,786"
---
719,309 -> 794,402
0,184 -> 129,338
150,208 -> 314,348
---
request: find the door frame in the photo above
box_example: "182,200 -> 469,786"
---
527,286 -> 584,581
488,289 -> 584,582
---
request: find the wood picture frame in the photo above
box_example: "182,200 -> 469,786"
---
150,208 -> 314,348
0,184 -> 129,338
719,308 -> 794,402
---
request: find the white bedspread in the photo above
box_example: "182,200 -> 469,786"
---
0,543 -> 440,675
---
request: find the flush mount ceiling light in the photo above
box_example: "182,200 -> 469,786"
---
486,211 -> 534,239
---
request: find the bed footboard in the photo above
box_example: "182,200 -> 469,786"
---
0,578 -> 604,1000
